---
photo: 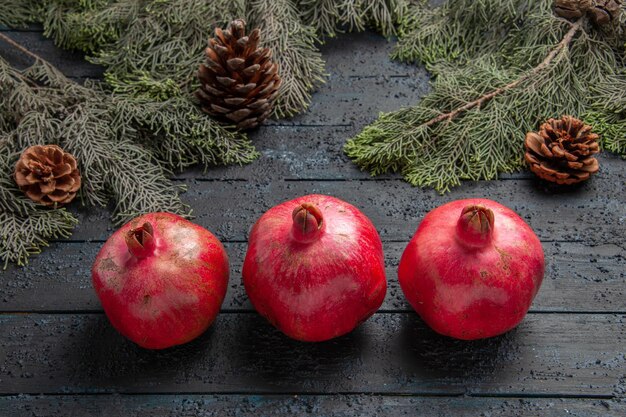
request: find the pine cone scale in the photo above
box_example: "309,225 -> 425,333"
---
580,158 -> 600,171
210,104 -> 231,114
243,64 -> 261,76
224,97 -> 247,105
196,19 -> 281,130
227,109 -> 253,122
248,98 -> 268,109
216,76 -> 236,87
227,58 -> 246,71
54,162 -> 73,178
525,116 -> 600,185
554,0 -> 593,18
554,0 -> 622,24
588,0 -> 622,24
235,84 -> 255,95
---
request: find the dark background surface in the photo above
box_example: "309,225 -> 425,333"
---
1,23 -> 626,417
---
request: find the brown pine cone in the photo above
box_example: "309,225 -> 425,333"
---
525,116 -> 600,185
588,0 -> 622,25
554,0 -> 622,23
196,19 -> 282,130
14,145 -> 81,206
554,0 -> 593,18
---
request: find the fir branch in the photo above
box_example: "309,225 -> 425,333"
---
7,0 -> 408,119
0,0 -> 38,28
586,73 -> 626,156
392,0 -> 553,65
41,0 -> 136,54
298,0 -> 405,38
0,207 -> 78,268
0,33 -> 257,266
247,0 -> 326,117
346,0 -> 626,192
418,19 -> 583,129
20,0 -> 326,118
108,94 -> 259,171
0,146 -> 78,268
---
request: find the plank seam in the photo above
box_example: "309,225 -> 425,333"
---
0,392 -> 615,399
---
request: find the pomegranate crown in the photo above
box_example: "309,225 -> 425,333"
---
456,205 -> 495,248
125,222 -> 156,258
291,202 -> 325,243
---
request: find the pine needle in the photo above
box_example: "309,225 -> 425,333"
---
0,35 -> 257,267
346,0 -> 626,192
10,0 -> 407,118
247,0 -> 326,117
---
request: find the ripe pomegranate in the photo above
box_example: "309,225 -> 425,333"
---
92,212 -> 229,349
398,199 -> 544,340
243,194 -> 387,342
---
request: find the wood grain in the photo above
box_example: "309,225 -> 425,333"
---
1,313 -> 624,396
1,395 -> 623,417
56,159 -> 626,244
2,241 -> 624,313
1,16 -> 625,415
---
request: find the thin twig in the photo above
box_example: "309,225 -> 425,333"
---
422,18 -> 584,128
0,32 -> 53,67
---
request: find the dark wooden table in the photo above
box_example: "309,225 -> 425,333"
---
1,25 -> 626,417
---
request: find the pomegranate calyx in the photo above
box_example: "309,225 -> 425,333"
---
291,203 -> 324,243
456,205 -> 495,248
125,222 -> 156,259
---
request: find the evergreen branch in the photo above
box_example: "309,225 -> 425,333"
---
247,0 -> 326,117
0,32 -> 257,266
6,0 -> 407,119
0,0 -> 37,28
0,207 -> 78,268
346,2 -> 625,192
298,0 -> 405,38
392,0 -> 553,65
420,19 -> 583,129
19,0 -> 332,119
586,72 -> 626,156
0,144 -> 78,268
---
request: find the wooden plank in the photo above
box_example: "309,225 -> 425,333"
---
175,125 -> 623,182
2,241 -> 624,313
0,313 -> 624,395
186,176 -> 626,244
319,31 -> 427,78
0,394 -> 623,417
150,169 -> 626,243
266,73 -> 429,126
63,153 -> 626,243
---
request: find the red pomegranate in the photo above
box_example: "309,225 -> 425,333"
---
243,194 -> 387,342
92,212 -> 229,349
398,199 -> 544,340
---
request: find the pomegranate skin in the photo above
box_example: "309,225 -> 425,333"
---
92,212 -> 229,349
243,194 -> 387,342
398,199 -> 544,340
